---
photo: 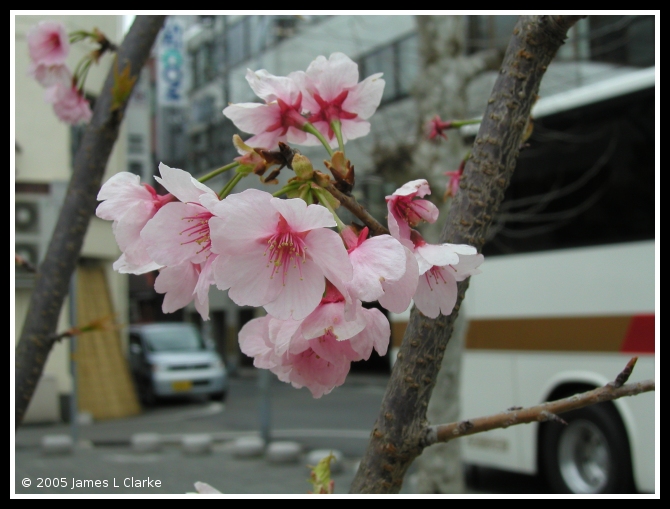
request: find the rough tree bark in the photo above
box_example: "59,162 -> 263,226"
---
349,15 -> 584,494
15,15 -> 167,427
410,15 -> 501,494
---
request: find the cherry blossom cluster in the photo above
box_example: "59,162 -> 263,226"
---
95,52 -> 483,398
223,52 -> 385,150
27,21 -> 92,125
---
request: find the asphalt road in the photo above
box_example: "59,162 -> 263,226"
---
14,369 -> 549,495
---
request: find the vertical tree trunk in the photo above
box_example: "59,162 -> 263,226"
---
15,15 -> 167,427
350,15 -> 583,494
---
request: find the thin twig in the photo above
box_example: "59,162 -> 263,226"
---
324,183 -> 390,236
427,358 -> 653,445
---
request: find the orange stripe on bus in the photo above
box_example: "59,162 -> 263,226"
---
464,316 -> 633,352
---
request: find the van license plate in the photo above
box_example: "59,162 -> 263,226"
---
172,380 -> 192,392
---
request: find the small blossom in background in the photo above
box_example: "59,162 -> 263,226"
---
386,179 -> 439,244
45,82 -> 93,125
444,158 -> 466,199
27,21 -> 70,66
27,20 -> 94,125
209,188 -> 353,321
427,114 -> 452,140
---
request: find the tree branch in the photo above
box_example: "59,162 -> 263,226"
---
350,15 -> 585,494
325,183 -> 390,236
426,358 -> 654,445
15,15 -> 167,427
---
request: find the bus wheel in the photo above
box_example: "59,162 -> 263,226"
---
540,403 -> 634,494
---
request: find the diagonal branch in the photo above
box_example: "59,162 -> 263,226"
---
427,358 -> 654,445
350,15 -> 585,494
15,15 -> 167,428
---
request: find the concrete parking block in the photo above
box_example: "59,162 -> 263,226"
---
131,432 -> 162,453
231,436 -> 265,458
182,434 -> 213,455
266,441 -> 302,464
40,434 -> 73,455
306,449 -> 343,474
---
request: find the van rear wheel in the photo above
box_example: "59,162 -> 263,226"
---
540,403 -> 634,493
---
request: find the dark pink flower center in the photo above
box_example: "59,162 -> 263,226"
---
265,93 -> 307,135
424,266 -> 449,291
264,215 -> 308,284
308,91 -> 358,138
180,207 -> 214,256
394,198 -> 432,227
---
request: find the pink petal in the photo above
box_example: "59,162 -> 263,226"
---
347,235 -> 407,302
211,244 -> 282,306
349,307 -> 391,359
452,253 -> 484,282
245,68 -> 302,103
27,21 -> 69,66
339,118 -> 371,143
263,259 -> 326,321
154,163 -> 216,204
154,262 -> 199,314
413,267 -> 458,319
391,179 -> 431,198
270,198 -> 336,233
112,253 -> 162,275
415,243 -> 460,273
208,189 -> 278,255
141,202 -> 210,266
342,72 -> 384,119
268,317 -> 303,356
304,53 -> 360,102
378,246 -> 419,314
304,228 -> 353,284
300,301 -> 367,341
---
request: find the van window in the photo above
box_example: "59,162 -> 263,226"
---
143,327 -> 206,352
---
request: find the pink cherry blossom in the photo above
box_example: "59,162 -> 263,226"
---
444,158 -> 465,198
27,21 -> 70,66
45,82 -> 93,125
298,52 -> 385,145
140,163 -> 222,320
238,284 -> 389,398
96,171 -> 174,274
341,226 -> 418,314
209,189 -> 353,321
409,231 -> 484,319
427,114 -> 452,140
386,179 -> 440,243
223,69 -> 316,150
28,62 -> 72,89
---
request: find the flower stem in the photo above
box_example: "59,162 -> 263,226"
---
272,182 -> 301,198
302,123 -> 334,157
314,189 -> 345,232
218,172 -> 245,199
199,162 -> 239,183
331,120 -> 345,156
451,118 -> 481,128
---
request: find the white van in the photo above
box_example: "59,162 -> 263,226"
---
128,323 -> 228,406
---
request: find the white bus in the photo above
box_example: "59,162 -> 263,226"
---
460,240 -> 655,494
456,69 -> 656,495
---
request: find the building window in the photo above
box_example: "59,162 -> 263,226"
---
128,134 -> 144,155
359,34 -> 418,107
128,162 -> 144,177
589,15 -> 654,67
226,18 -> 249,69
